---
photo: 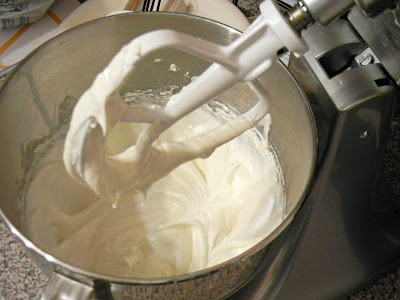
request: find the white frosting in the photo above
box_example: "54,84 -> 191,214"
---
33,34 -> 284,278
169,63 -> 180,72
26,106 -> 285,278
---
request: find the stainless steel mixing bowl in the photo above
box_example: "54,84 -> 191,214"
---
0,13 -> 317,299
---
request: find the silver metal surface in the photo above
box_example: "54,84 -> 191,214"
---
283,0 -> 400,36
274,0 -> 292,10
41,273 -> 94,300
354,48 -> 379,66
349,5 -> 400,85
0,13 -> 317,299
355,0 -> 399,17
284,1 -> 315,33
302,0 -> 354,25
273,18 -> 400,300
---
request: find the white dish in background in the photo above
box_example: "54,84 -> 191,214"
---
186,0 -> 249,31
54,0 -> 249,36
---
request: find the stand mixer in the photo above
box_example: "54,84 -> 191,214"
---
1,0 -> 400,299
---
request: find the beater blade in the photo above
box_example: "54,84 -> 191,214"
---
63,0 -> 308,204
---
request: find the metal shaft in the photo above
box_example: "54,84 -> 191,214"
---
284,0 -> 400,33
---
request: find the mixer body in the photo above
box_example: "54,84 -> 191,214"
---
231,6 -> 400,299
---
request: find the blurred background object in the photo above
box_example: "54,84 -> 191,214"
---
0,0 -> 57,30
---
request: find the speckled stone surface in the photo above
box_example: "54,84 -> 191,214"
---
1,1 -> 400,299
0,218 -> 48,300
348,269 -> 400,300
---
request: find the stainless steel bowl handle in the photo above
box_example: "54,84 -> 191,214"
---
41,273 -> 95,300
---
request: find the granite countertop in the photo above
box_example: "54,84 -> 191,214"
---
1,0 -> 400,299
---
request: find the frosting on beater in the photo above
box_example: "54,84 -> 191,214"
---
62,36 -> 270,206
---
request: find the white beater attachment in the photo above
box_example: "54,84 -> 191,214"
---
63,0 -> 308,204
